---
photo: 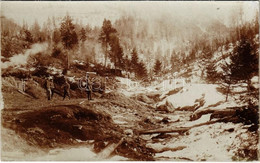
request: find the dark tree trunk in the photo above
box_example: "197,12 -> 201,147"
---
105,43 -> 107,69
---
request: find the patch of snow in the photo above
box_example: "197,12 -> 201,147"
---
195,100 -> 241,113
116,77 -> 148,97
39,147 -> 97,161
116,77 -> 137,87
251,76 -> 258,83
17,67 -> 28,71
108,155 -> 128,161
113,119 -> 128,125
47,67 -> 63,75
112,115 -> 128,125
166,114 -> 180,122
36,146 -> 128,161
161,84 -> 225,110
232,86 -> 247,92
75,139 -> 91,143
155,123 -> 247,161
147,143 -> 167,151
67,76 -> 76,83
183,114 -> 211,127
73,60 -> 85,65
251,76 -> 259,89
29,67 -> 36,71
159,79 -> 185,91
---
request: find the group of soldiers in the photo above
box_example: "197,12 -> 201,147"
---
45,76 -> 71,100
45,74 -> 92,101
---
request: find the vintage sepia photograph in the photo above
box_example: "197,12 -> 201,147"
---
0,1 -> 259,161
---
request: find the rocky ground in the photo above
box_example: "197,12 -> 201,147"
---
1,75 -> 259,161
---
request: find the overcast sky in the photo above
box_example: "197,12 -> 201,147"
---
1,1 -> 258,27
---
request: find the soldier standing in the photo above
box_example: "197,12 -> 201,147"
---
46,77 -> 55,100
62,78 -> 70,100
86,74 -> 92,100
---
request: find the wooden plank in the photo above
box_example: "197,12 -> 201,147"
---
97,138 -> 124,159
138,119 -> 220,135
139,127 -> 189,135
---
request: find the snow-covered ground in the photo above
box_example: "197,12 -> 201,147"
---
116,77 -> 149,96
149,122 -> 256,161
153,82 -> 226,113
36,147 -> 128,161
116,76 -> 240,112
116,75 -> 257,161
3,145 -> 128,161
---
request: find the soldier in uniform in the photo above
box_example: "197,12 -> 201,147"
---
62,78 -> 71,100
46,77 -> 55,100
86,74 -> 92,100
